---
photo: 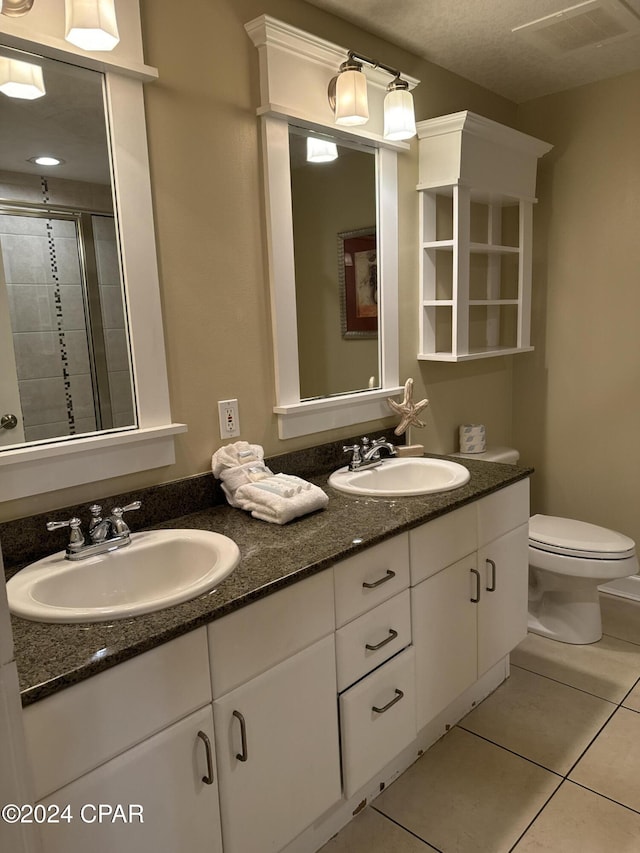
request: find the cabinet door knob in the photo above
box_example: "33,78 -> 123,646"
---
372,688 -> 404,715
362,569 -> 396,589
197,730 -> 214,785
232,710 -> 249,762
365,628 -> 398,651
470,568 -> 481,603
486,558 -> 497,592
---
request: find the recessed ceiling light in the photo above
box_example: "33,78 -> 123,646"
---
28,156 -> 65,167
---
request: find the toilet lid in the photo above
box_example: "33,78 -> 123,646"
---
529,514 -> 637,560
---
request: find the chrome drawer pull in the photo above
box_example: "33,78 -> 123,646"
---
470,568 -> 481,603
372,688 -> 404,714
232,710 -> 248,762
486,558 -> 497,592
365,628 -> 398,651
362,569 -> 396,589
197,730 -> 214,785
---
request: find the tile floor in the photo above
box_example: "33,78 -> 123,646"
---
321,593 -> 640,852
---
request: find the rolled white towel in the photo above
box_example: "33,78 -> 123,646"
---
212,441 -> 264,477
220,461 -> 273,494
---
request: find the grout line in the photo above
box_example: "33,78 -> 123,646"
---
507,778 -> 568,852
563,704 -> 620,778
509,662 -> 624,706
618,675 -> 640,708
455,725 -> 565,778
370,805 -> 444,852
601,629 -> 640,648
567,778 -> 640,817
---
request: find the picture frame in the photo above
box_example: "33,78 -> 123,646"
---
338,227 -> 378,338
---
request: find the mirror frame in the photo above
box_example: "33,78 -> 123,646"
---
246,16 -> 418,439
263,115 -> 402,438
0,17 -> 185,502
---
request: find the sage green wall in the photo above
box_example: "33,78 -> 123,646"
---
514,69 -> 640,547
1,0 -> 517,521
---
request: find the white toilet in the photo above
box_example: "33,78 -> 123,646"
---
455,446 -> 639,644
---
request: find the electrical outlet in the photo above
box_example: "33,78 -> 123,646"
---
218,399 -> 240,438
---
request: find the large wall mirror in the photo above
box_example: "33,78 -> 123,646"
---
248,17 -> 409,440
289,127 -> 379,401
0,25 -> 183,502
0,46 -> 135,450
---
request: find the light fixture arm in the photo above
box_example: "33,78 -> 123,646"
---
345,51 -> 408,88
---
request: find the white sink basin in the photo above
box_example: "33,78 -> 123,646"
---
6,529 -> 240,624
328,457 -> 470,497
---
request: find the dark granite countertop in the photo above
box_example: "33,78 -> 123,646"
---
8,455 -> 531,707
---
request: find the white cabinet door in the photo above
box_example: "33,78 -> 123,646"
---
412,555 -> 478,730
38,705 -> 222,853
477,523 -> 529,676
214,634 -> 341,853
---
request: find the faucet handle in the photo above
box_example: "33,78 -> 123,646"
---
46,516 -> 85,552
109,500 -> 141,535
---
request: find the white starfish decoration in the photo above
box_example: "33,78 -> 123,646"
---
387,378 -> 429,437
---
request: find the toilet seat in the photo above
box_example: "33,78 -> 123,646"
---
529,514 -> 636,561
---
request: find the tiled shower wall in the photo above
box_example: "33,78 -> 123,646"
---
0,173 -> 134,441
1,214 -> 97,442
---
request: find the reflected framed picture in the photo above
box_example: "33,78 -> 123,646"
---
338,227 -> 378,338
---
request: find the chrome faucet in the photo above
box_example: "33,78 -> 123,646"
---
47,501 -> 142,561
342,436 -> 397,471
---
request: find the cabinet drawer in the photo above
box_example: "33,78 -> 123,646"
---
208,569 -> 334,698
334,534 -> 410,628
23,628 -> 211,801
477,479 -> 530,546
409,504 -> 477,585
336,590 -> 411,692
339,646 -> 416,798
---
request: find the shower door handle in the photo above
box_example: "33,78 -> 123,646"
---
1,414 -> 18,430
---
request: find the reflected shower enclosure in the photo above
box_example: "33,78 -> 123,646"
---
0,208 -> 135,442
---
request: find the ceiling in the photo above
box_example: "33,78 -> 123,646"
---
303,0 -> 640,102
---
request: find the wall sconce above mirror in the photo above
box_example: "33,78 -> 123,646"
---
246,16 -> 419,438
0,2 -> 185,502
328,50 -> 417,141
1,0 -> 120,52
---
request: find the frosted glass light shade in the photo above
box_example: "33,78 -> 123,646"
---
306,137 -> 338,163
0,57 -> 45,100
65,0 -> 120,51
335,68 -> 369,126
384,87 -> 416,141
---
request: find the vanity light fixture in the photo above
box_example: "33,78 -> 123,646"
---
384,76 -> 417,141
306,136 -> 338,163
64,0 -> 120,52
0,56 -> 45,99
330,54 -> 369,126
328,50 -> 417,141
0,0 -> 35,16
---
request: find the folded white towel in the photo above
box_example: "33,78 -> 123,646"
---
235,480 -> 329,525
212,440 -> 328,523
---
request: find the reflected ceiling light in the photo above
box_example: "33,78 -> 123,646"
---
28,155 -> 65,166
306,136 -> 338,163
0,57 -> 45,99
64,0 -> 120,52
384,76 -> 417,141
329,50 -> 417,141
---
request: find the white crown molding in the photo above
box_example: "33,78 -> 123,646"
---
417,111 -> 553,158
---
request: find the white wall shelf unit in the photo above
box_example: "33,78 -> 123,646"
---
416,112 -> 552,362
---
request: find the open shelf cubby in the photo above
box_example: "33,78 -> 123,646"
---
416,112 -> 552,362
